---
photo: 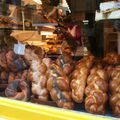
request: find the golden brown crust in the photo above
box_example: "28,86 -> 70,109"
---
71,55 -> 94,103
30,57 -> 49,102
109,66 -> 120,116
85,67 -> 108,115
85,90 -> 107,114
47,63 -> 74,109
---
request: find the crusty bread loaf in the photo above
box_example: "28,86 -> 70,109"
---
47,63 -> 74,109
70,55 -> 94,103
109,66 -> 120,117
30,58 -> 48,102
85,67 -> 108,114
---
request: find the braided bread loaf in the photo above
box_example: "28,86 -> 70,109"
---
5,79 -> 31,101
109,66 -> 120,117
30,58 -> 48,102
85,67 -> 108,114
70,55 -> 94,103
47,63 -> 74,109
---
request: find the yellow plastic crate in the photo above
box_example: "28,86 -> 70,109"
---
0,97 -> 118,120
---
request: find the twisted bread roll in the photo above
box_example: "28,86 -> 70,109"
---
56,54 -> 73,75
109,66 -> 120,117
85,67 -> 108,114
5,79 -> 31,101
30,59 -> 48,102
70,55 -> 94,103
47,64 -> 74,109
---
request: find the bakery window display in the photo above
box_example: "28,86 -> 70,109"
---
1,50 -> 120,118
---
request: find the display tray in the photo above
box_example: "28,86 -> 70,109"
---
0,97 -> 119,120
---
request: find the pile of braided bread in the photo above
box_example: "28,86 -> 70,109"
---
0,50 -> 120,117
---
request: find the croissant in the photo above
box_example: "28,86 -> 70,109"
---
70,55 -> 94,103
109,66 -> 120,117
47,63 -> 74,109
85,67 -> 108,115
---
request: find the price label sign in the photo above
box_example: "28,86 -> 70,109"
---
14,43 -> 25,55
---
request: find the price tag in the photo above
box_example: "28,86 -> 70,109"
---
14,43 -> 25,55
